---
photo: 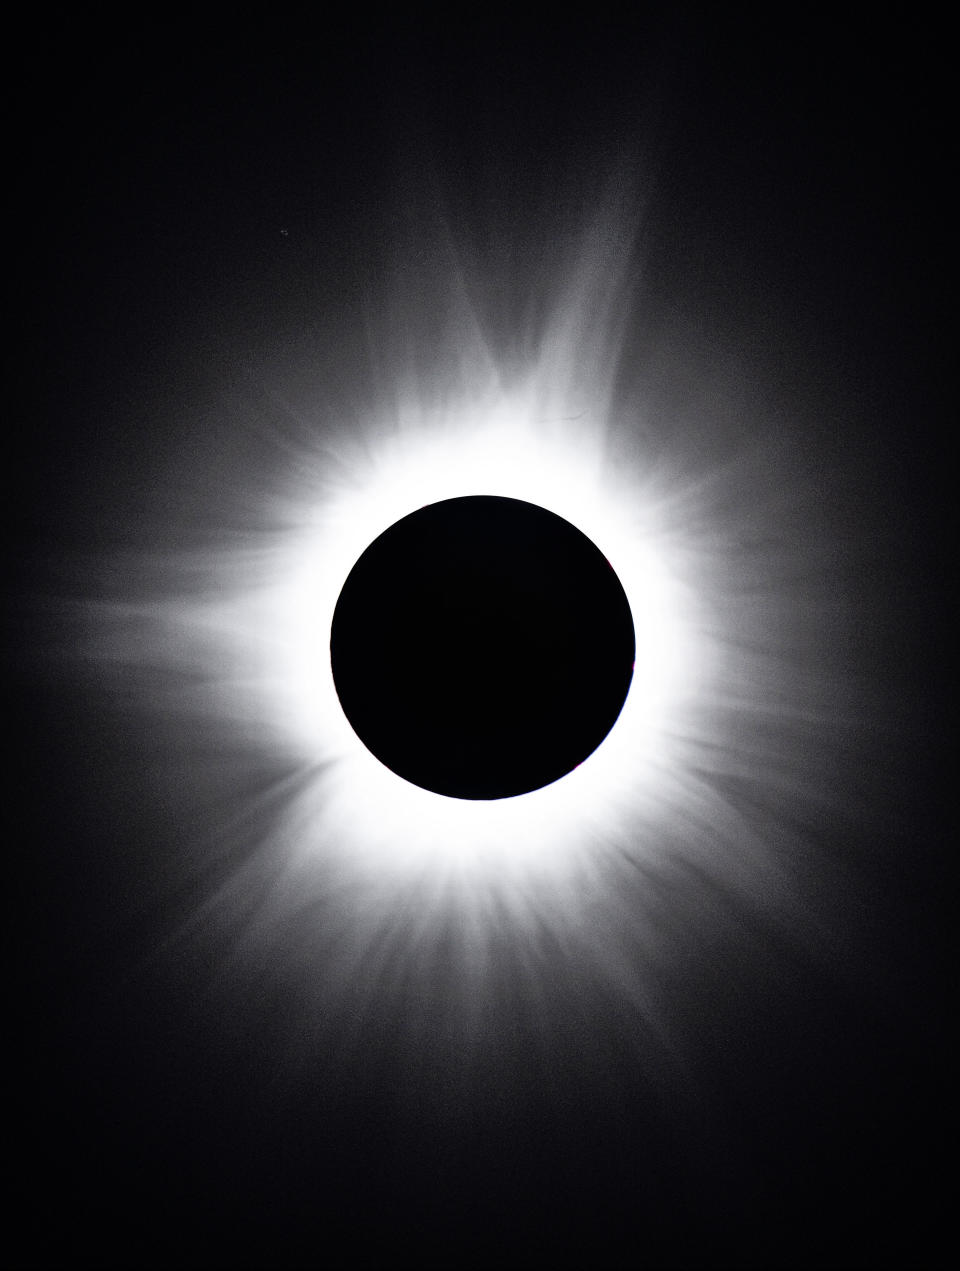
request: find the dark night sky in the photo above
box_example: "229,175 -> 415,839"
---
9,13 -> 949,1269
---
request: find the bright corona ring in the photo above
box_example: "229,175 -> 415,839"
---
243,385 -> 706,894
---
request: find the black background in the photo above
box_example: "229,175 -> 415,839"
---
9,12 -> 949,1269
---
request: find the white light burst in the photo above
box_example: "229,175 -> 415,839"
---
61,186 -> 880,1109
254,392 -> 705,883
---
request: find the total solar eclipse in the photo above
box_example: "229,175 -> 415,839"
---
330,495 -> 636,799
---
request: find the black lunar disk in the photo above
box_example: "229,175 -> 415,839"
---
330,495 -> 635,799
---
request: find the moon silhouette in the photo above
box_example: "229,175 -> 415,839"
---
331,495 -> 635,799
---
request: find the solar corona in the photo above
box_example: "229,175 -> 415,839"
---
49,147 -> 880,1117
17,22 -> 936,1270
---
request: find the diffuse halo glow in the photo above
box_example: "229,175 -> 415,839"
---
218,387 -> 707,889
62,191 -> 874,1075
